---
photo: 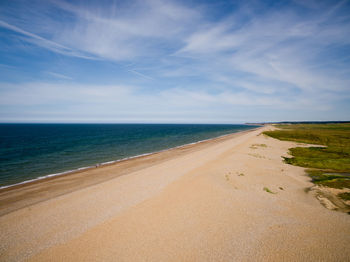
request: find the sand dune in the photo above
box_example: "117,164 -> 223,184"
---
1,126 -> 349,261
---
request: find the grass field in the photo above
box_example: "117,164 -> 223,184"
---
263,123 -> 350,204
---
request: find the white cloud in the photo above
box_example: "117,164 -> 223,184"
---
175,1 -> 350,97
48,0 -> 200,61
0,0 -> 349,122
0,81 -> 341,121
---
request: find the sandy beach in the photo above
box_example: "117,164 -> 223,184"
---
0,125 -> 349,261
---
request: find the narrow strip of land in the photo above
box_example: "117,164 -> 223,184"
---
0,126 -> 349,261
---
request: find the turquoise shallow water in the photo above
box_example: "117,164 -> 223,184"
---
0,124 -> 258,187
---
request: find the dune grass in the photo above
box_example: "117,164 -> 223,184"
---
338,192 -> 350,201
263,187 -> 276,194
263,123 -> 350,192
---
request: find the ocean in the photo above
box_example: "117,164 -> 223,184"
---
0,124 -> 258,188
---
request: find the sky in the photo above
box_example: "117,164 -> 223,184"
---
0,0 -> 350,123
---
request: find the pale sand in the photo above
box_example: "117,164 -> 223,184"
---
0,126 -> 349,261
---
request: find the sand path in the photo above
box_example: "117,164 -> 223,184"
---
1,126 -> 349,261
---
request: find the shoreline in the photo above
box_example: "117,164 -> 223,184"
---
0,126 -> 260,216
0,126 -> 260,192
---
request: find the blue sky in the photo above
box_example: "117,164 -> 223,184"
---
0,0 -> 349,123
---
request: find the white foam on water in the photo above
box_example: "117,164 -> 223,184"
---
0,128 -> 258,190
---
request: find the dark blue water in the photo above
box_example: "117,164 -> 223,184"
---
0,124 -> 258,187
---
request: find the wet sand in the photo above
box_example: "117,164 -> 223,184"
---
0,126 -> 349,261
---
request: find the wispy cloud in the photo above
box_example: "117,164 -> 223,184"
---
0,20 -> 97,60
45,71 -> 73,80
176,2 -> 350,96
0,80 -> 345,123
0,63 -> 15,69
128,70 -> 154,81
48,0 -> 200,61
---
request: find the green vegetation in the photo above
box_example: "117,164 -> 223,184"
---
264,123 -> 350,172
263,187 -> 276,194
264,123 -> 350,209
307,169 -> 350,189
266,123 -> 350,149
283,147 -> 350,171
338,192 -> 350,201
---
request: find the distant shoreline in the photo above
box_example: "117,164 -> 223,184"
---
246,121 -> 350,125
